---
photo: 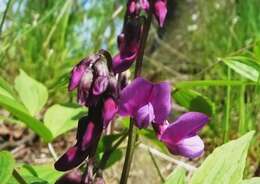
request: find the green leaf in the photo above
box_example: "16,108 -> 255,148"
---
0,151 -> 15,184
173,89 -> 215,116
175,80 -> 254,89
190,131 -> 255,184
0,94 -> 52,142
222,56 -> 260,82
44,104 -> 85,139
8,164 -> 62,184
0,77 -> 16,99
164,167 -> 186,184
15,69 -> 48,115
240,178 -> 260,184
104,149 -> 123,168
139,128 -> 168,153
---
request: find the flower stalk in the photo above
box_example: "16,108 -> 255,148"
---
119,4 -> 154,184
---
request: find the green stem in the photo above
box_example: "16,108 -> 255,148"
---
148,150 -> 165,183
238,84 -> 246,134
119,4 -> 153,184
224,68 -> 231,142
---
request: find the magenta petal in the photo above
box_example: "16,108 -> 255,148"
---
68,62 -> 86,91
160,112 -> 209,143
112,53 -> 137,73
54,146 -> 88,171
154,0 -> 167,27
92,76 -> 109,95
118,77 -> 152,117
102,98 -> 118,128
135,103 -> 155,128
140,0 -> 150,10
166,135 -> 204,158
150,81 -> 171,124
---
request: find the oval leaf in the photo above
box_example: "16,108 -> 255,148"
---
44,104 -> 85,139
15,69 -> 48,115
0,94 -> 52,142
240,178 -> 260,184
223,56 -> 260,82
164,167 -> 186,184
0,151 -> 15,184
190,131 -> 255,184
173,89 -> 215,116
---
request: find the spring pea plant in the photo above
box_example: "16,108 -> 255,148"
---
54,0 -> 209,183
0,1 -> 260,184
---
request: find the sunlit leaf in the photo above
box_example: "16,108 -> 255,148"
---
15,69 -> 48,115
0,151 -> 15,184
190,131 -> 255,184
164,167 -> 186,184
44,104 -> 85,139
0,94 -> 52,142
222,56 -> 260,82
240,178 -> 260,184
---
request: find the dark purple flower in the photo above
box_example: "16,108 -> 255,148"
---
69,52 -> 115,106
153,112 -> 209,158
118,77 -> 171,128
126,0 -> 167,27
112,18 -> 143,73
55,170 -> 82,184
55,113 -> 103,171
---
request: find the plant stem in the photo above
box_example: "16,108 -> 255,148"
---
119,4 -> 153,184
148,150 -> 165,183
224,67 -> 231,143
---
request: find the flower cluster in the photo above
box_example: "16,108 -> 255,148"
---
55,0 -> 209,183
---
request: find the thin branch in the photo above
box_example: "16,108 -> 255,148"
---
48,143 -> 58,161
148,149 -> 165,183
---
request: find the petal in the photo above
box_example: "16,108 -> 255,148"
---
149,81 -> 171,124
166,135 -> 204,158
140,0 -> 150,10
102,98 -> 118,128
54,146 -> 89,171
135,103 -> 155,128
112,53 -> 136,73
93,61 -> 109,77
68,61 -> 86,91
77,69 -> 93,105
92,76 -> 109,95
56,170 -> 82,184
118,77 -> 152,117
154,0 -> 167,27
160,112 -> 209,143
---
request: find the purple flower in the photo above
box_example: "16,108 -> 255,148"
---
154,0 -> 167,27
55,113 -> 103,171
126,0 -> 167,27
102,97 -> 118,128
55,170 -> 82,184
118,77 -> 171,128
69,52 -> 115,106
112,18 -> 143,73
153,112 -> 209,158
